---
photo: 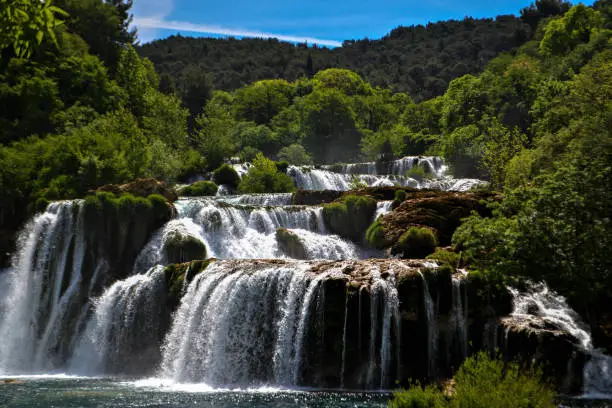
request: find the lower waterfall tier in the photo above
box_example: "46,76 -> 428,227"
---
0,258 -> 588,393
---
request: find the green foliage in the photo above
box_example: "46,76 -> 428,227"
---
139,15 -> 530,102
277,144 -> 313,165
180,181 -> 218,197
406,164 -> 434,182
426,248 -> 461,269
348,176 -> 368,190
212,164 -> 240,188
389,382 -> 448,408
389,352 -> 555,408
322,195 -> 377,242
397,227 -> 438,258
238,153 -> 295,194
0,0 -> 67,59
540,5 -> 603,56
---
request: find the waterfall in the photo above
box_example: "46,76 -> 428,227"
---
0,202 -> 90,373
135,199 -> 365,268
419,271 -> 438,379
449,276 -> 468,363
160,261 -> 329,387
70,266 -> 167,375
509,283 -> 612,397
216,193 -> 294,206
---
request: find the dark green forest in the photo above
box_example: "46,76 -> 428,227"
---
0,0 -> 611,341
137,1 -> 574,104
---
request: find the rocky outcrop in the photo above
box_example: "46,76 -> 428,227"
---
373,191 -> 498,252
96,178 -> 179,202
292,189 -> 343,205
322,195 -> 377,242
500,316 -> 587,394
156,258 -> 584,392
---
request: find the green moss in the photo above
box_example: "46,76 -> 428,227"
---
213,164 -> 240,188
396,227 -> 438,258
395,189 -> 407,202
426,248 -> 461,269
406,163 -> 434,181
164,259 -> 216,309
322,195 -> 377,242
163,230 -> 207,264
365,218 -> 389,249
180,181 -> 219,197
276,228 -> 308,259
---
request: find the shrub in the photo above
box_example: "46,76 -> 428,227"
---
238,153 -> 296,193
406,163 -> 434,181
348,175 -> 368,190
275,161 -> 289,173
426,248 -> 460,269
365,218 -> 388,249
389,382 -> 448,408
180,180 -> 218,197
394,189 -> 407,208
239,146 -> 261,163
322,195 -> 377,242
213,164 -> 240,188
452,352 -> 555,408
389,352 -> 555,408
277,144 -> 313,165
396,227 -> 438,258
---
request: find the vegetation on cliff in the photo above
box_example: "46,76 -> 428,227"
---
323,195 -> 377,242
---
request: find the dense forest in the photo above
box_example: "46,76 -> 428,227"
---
137,0 -> 573,104
0,0 -> 611,342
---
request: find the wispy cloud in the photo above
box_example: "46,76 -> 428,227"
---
133,16 -> 343,47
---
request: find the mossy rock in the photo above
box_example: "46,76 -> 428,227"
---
164,259 -> 216,310
275,161 -> 289,173
163,230 -> 207,264
365,218 -> 389,249
322,195 -> 377,242
213,164 -> 240,188
393,226 -> 438,258
180,181 -> 218,197
276,228 -> 308,259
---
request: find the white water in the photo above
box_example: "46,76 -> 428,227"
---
70,266 -> 167,375
134,198 -> 370,270
0,202 -> 93,374
450,276 -> 468,362
509,283 -> 612,397
287,156 -> 485,192
419,271 -> 438,379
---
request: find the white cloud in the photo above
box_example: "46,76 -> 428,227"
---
133,16 -> 343,47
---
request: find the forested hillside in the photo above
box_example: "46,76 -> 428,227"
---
137,1 -> 571,105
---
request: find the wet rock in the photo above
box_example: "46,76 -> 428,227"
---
292,189 -> 343,205
276,228 -> 308,260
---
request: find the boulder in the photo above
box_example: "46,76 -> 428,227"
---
276,228 -> 308,259
96,178 -> 179,202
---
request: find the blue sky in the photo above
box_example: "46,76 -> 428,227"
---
132,0 -> 595,46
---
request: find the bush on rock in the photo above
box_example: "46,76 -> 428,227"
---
180,181 -> 219,196
395,227 -> 438,258
323,195 -> 377,242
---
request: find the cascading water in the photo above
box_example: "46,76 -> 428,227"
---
419,270 -> 438,379
288,156 -> 484,192
70,266 -> 168,375
449,276 -> 468,364
135,198 -> 369,269
509,283 -> 612,397
0,202 -> 93,373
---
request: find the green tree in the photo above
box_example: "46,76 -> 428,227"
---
232,79 -> 294,125
540,5 -> 603,56
277,144 -> 313,165
238,153 -> 295,193
195,93 -> 237,169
